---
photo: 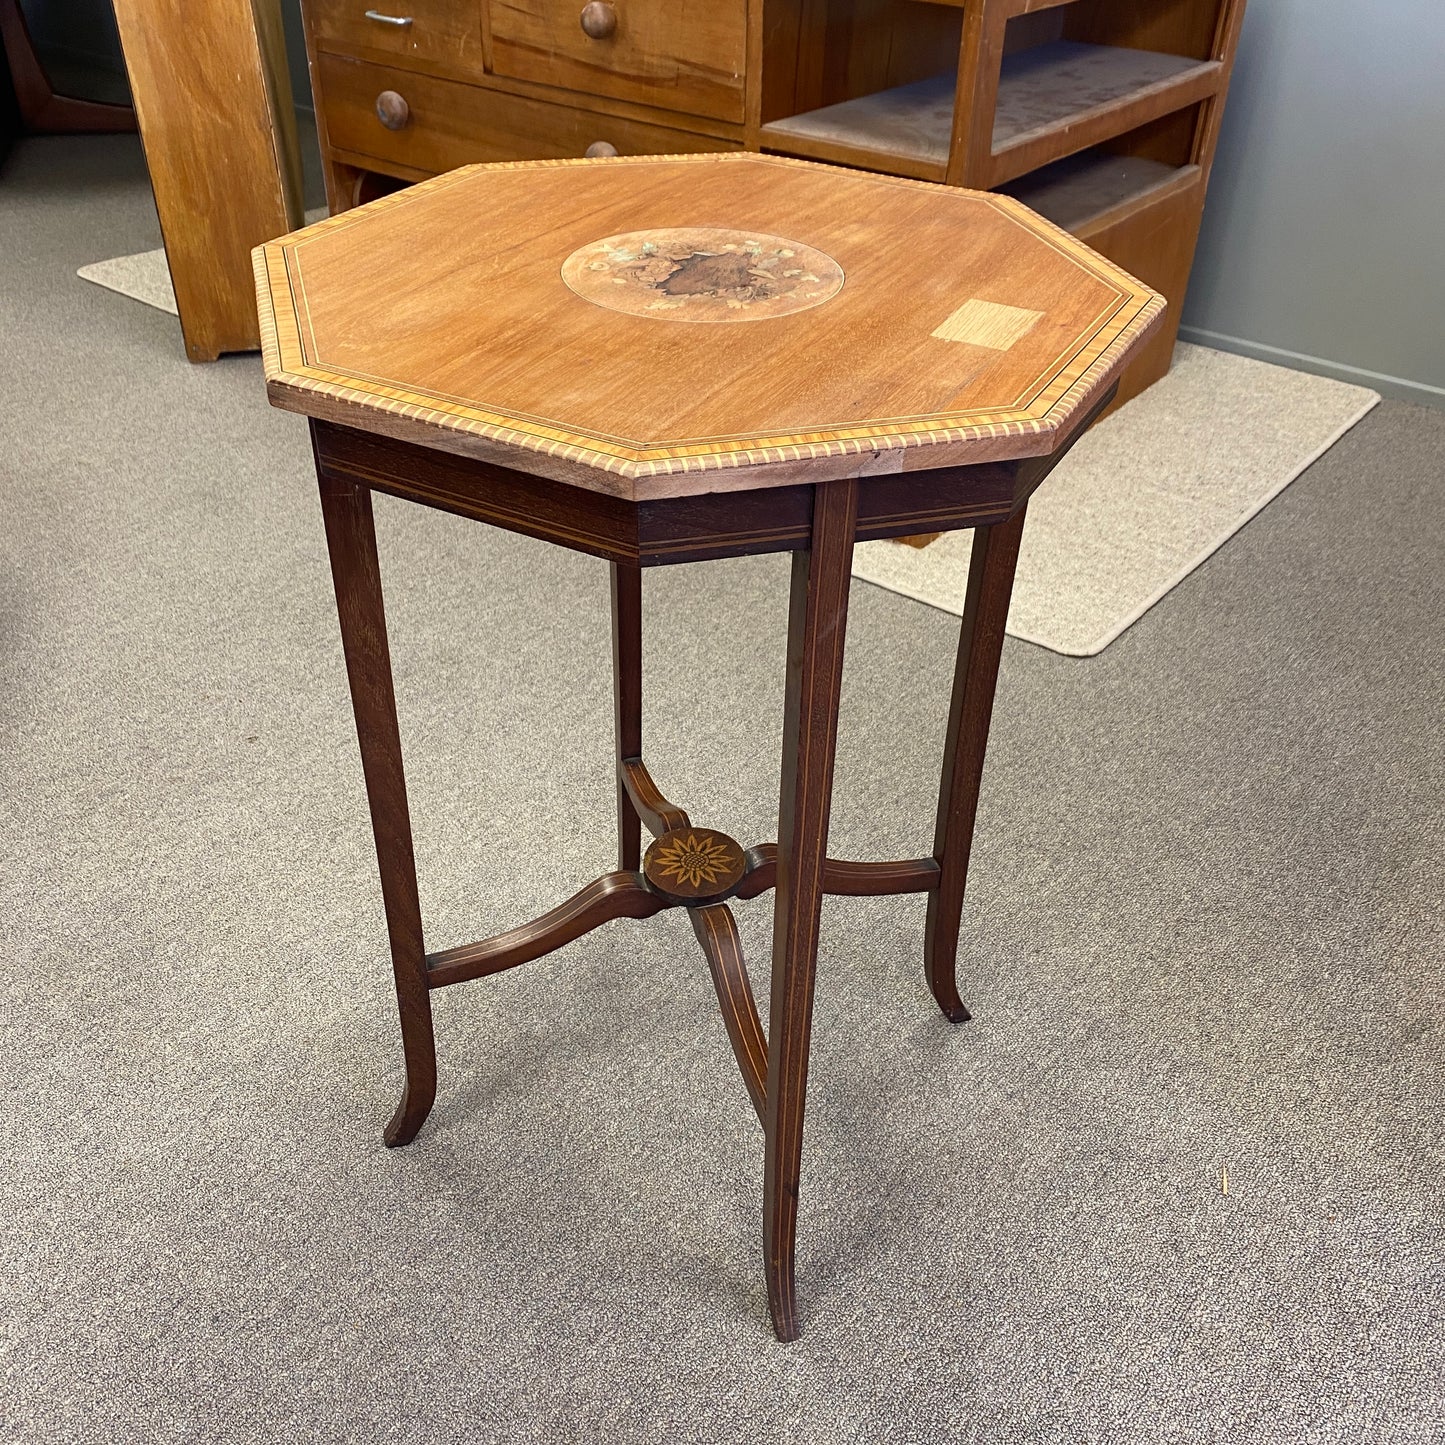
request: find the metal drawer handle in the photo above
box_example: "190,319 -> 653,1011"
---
364,10 -> 414,25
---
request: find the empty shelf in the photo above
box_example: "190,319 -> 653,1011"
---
991,41 -> 1221,183
759,74 -> 954,181
761,41 -> 1219,185
1000,150 -> 1201,234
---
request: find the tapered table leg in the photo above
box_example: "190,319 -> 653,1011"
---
764,476 -> 859,1342
317,469 -> 436,1147
611,561 -> 644,871
924,503 -> 1028,1022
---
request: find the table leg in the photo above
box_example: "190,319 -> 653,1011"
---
318,473 -> 436,1148
764,476 -> 859,1342
924,503 -> 1028,1022
610,561 -> 643,871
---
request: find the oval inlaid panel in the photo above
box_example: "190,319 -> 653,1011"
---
561,228 -> 845,323
643,827 -> 748,901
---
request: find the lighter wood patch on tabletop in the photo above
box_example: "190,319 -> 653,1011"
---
933,299 -> 1045,350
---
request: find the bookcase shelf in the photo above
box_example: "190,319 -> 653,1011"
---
999,150 -> 1202,236
758,0 -> 1247,410
301,0 -> 1247,416
759,74 -> 953,181
760,42 -> 1222,189
989,41 -> 1222,184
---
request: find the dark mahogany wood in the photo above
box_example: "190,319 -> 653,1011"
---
304,377 -> 1102,1335
689,903 -> 768,1123
925,502 -> 1030,1023
818,856 -> 940,896
611,562 -> 643,870
643,827 -> 748,905
316,471 -> 436,1148
426,871 -> 665,988
308,390 -> 1114,575
735,845 -> 939,900
764,475 -> 859,1343
310,421 -> 1037,566
620,759 -> 691,837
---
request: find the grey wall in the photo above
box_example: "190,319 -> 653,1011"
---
1182,0 -> 1445,405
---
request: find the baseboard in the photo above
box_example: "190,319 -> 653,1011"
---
1179,327 -> 1445,410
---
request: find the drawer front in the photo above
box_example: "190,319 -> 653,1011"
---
307,0 -> 483,69
318,53 -> 742,175
489,0 -> 746,124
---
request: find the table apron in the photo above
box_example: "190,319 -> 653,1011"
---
308,420 -> 1047,565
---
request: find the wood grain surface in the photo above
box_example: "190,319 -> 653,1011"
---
611,562 -> 645,870
316,472 -> 436,1146
924,503 -> 1028,1023
115,0 -> 301,360
643,827 -> 748,903
764,476 -> 859,1342
690,903 -> 769,1121
307,408 -> 1113,560
489,0 -> 748,123
258,153 -> 1162,492
425,871 -> 666,988
315,51 -> 741,179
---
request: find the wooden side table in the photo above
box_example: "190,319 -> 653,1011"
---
255,153 -> 1163,1341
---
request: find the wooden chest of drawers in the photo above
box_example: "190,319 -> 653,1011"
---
490,0 -> 746,122
317,51 -> 737,176
302,0 -> 1247,406
305,0 -> 748,207
307,0 -> 485,69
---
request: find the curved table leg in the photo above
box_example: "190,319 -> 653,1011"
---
690,904 -> 768,1122
318,468 -> 436,1148
764,476 -> 858,1342
925,504 -> 1028,1022
611,562 -> 644,871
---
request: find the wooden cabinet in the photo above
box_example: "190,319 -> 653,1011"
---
303,0 -> 1246,403
489,0 -> 747,122
307,0 -> 485,67
318,52 -> 742,175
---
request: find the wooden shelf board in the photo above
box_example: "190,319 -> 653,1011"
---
990,41 -> 1222,184
913,0 -> 1079,10
1000,151 -> 1202,235
760,41 -> 1219,188
759,74 -> 952,182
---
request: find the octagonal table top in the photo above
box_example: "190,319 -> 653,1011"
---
255,153 -> 1164,499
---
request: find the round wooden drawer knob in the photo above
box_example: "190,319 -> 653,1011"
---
584,140 -> 619,158
374,90 -> 410,131
579,2 -> 617,39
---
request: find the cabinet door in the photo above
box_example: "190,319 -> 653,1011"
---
488,0 -> 746,123
308,0 -> 484,70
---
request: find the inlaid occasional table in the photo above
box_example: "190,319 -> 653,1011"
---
254,153 -> 1163,1342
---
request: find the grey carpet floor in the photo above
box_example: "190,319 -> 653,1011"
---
2,136 -> 1443,1445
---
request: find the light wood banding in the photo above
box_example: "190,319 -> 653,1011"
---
256,154 -> 1164,497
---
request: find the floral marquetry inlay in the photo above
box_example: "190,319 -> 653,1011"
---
561,228 -> 845,323
643,827 -> 748,902
257,154 -> 1167,491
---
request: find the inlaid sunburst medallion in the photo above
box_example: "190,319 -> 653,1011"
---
643,827 -> 748,902
561,228 -> 845,323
